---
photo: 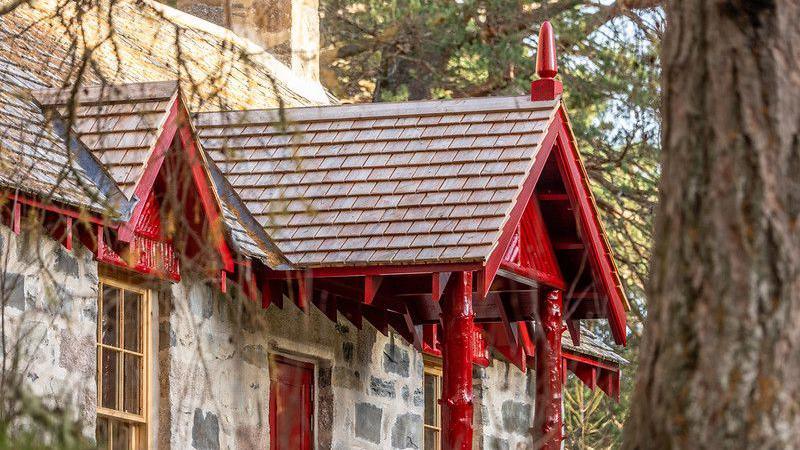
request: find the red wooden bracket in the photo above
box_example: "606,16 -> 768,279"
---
11,201 -> 20,235
566,319 -> 581,346
364,275 -> 382,305
65,217 -> 73,251
431,272 -> 451,303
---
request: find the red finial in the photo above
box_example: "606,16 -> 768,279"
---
536,21 -> 557,79
531,21 -> 562,101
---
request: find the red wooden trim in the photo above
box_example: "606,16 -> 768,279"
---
264,262 -> 481,279
481,115 -> 563,299
65,217 -> 73,251
440,271 -> 475,450
11,201 -> 20,235
566,319 -> 581,346
498,261 -> 566,291
432,272 -> 451,303
118,100 -> 179,242
96,224 -> 104,259
220,270 -> 227,293
562,352 -> 620,372
554,114 -> 627,345
364,275 -> 382,305
533,289 -> 564,450
4,192 -> 110,225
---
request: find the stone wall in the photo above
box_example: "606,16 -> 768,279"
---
474,360 -> 536,450
0,229 -> 535,449
164,0 -> 320,81
161,279 -> 425,450
0,224 -> 100,438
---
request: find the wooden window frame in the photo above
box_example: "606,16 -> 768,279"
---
423,354 -> 443,450
96,277 -> 152,450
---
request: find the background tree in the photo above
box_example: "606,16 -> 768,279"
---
624,0 -> 800,448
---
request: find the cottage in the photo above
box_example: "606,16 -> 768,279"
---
0,1 -> 627,449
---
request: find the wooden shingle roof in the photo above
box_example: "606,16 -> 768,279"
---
194,96 -> 561,267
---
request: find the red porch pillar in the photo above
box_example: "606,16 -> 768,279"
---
533,289 -> 563,450
440,271 -> 475,449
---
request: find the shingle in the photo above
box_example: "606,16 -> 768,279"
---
193,94 -> 560,267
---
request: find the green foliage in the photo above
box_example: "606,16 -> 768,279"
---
0,373 -> 94,450
321,2 -> 663,447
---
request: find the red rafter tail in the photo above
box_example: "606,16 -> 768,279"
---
65,217 -> 73,251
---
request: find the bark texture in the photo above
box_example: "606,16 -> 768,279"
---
624,1 -> 800,448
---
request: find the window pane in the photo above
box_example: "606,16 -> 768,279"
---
102,286 -> 120,346
424,373 -> 437,426
123,290 -> 142,352
123,354 -> 142,415
424,428 -> 439,450
96,417 -> 109,450
101,349 -> 118,410
112,421 -> 132,450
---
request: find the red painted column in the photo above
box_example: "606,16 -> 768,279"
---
533,290 -> 563,450
440,271 -> 475,449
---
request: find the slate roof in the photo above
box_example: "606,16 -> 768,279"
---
0,56 -> 123,213
563,329 -> 628,365
1,0 -> 330,110
194,97 -> 560,267
33,81 -> 178,199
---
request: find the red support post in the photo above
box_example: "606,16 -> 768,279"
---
533,289 -> 564,450
440,271 -> 475,450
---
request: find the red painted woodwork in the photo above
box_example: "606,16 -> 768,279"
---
534,290 -> 563,450
440,271 -> 475,450
98,191 -> 180,280
535,21 -> 557,78
269,356 -> 314,450
117,99 -> 179,243
176,125 -> 234,273
531,22 -> 563,101
517,197 -> 564,289
265,262 -> 482,279
481,117 -> 561,299
554,115 -> 627,345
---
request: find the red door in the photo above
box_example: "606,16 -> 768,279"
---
269,356 -> 314,450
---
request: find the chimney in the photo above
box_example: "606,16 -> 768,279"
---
167,0 -> 320,82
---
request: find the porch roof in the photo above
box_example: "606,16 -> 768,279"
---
193,96 -> 560,267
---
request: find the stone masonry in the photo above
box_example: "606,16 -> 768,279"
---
0,223 -> 535,449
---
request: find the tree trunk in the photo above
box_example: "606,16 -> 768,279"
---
624,1 -> 800,448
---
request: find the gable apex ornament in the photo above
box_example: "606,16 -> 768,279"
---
531,21 -> 563,101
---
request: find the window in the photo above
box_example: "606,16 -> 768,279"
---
96,280 -> 150,450
423,357 -> 442,450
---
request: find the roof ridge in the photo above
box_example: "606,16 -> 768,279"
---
32,80 -> 178,107
195,96 -> 561,126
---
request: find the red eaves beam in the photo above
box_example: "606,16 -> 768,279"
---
264,262 -> 481,279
